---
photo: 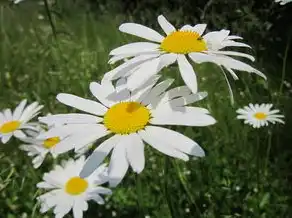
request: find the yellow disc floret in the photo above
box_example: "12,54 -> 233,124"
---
254,112 -> 267,120
43,137 -> 61,149
0,121 -> 21,134
103,102 -> 150,134
160,31 -> 207,54
65,177 -> 88,195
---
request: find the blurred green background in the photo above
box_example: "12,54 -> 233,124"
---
0,0 -> 292,217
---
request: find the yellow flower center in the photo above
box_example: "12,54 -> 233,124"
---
43,137 -> 60,149
0,121 -> 21,134
103,102 -> 150,134
160,31 -> 207,54
254,112 -> 267,120
65,177 -> 88,195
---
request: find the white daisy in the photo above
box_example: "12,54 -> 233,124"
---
105,15 -> 266,96
37,156 -> 111,218
275,0 -> 292,5
236,103 -> 285,128
0,100 -> 43,144
19,129 -> 65,168
38,76 -> 216,187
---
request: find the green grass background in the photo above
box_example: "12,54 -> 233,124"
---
0,1 -> 292,218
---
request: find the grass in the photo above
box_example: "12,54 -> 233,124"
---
0,2 -> 292,218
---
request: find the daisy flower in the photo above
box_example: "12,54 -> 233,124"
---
38,76 -> 216,187
275,0 -> 292,5
0,99 -> 43,144
105,15 -> 266,96
236,103 -> 285,128
19,129 -> 66,168
37,156 -> 112,218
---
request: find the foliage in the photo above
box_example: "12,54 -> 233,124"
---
0,1 -> 292,218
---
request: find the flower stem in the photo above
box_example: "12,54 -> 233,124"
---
136,174 -> 145,218
43,0 -> 57,39
277,29 -> 291,106
172,160 -> 201,217
164,157 -> 178,218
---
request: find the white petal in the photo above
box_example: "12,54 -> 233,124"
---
192,24 -> 207,35
108,139 -> 129,187
108,54 -> 135,64
221,41 -> 251,48
90,82 -> 116,107
206,50 -> 255,61
13,130 -> 26,139
104,54 -> 160,80
151,106 -> 216,126
0,112 -> 4,123
167,91 -> 208,107
57,94 -> 108,116
90,195 -> 105,204
157,15 -> 176,35
127,58 -> 160,91
177,54 -> 198,93
91,187 -> 112,195
189,53 -> 267,80
51,125 -> 108,155
144,126 -> 204,156
32,155 -> 45,168
156,86 -> 191,106
110,42 -> 159,56
1,134 -> 12,144
20,102 -> 43,123
39,114 -> 102,125
142,78 -> 175,106
180,25 -> 193,31
13,99 -> 27,120
119,23 -> 164,43
130,75 -> 161,102
3,109 -> 13,121
139,128 -> 189,161
37,124 -> 91,139
72,199 -> 86,218
157,53 -> 177,72
79,135 -> 121,178
125,133 -> 145,173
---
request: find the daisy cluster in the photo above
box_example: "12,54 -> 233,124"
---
1,14 -> 285,218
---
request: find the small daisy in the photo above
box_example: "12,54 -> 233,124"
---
37,156 -> 112,218
275,0 -> 292,5
105,15 -> 266,95
0,99 -> 43,144
38,76 -> 216,187
19,130 -> 65,168
236,103 -> 285,128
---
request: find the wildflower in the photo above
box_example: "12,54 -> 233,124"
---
37,156 -> 112,218
0,100 -> 43,144
19,128 -> 67,168
105,15 -> 266,95
236,103 -> 284,128
39,76 -> 216,186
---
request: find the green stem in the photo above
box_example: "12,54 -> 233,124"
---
43,0 -> 57,39
264,130 -> 273,171
164,157 -> 177,218
172,160 -> 202,217
277,30 -> 291,106
136,174 -> 145,218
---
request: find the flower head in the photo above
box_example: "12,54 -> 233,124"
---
105,15 -> 266,96
236,103 -> 284,128
37,156 -> 112,218
39,76 -> 216,187
0,100 -> 43,144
